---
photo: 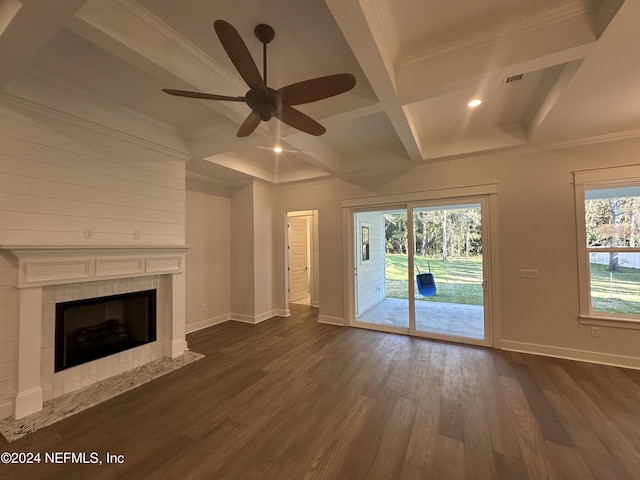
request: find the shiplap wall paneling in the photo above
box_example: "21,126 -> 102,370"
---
0,103 -> 186,245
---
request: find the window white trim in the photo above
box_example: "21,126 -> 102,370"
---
574,166 -> 640,327
573,164 -> 640,185
341,183 -> 498,209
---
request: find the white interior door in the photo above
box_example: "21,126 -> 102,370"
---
288,216 -> 310,303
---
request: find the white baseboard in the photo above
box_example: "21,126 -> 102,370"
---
14,386 -> 43,419
186,314 -> 230,334
188,310 -> 288,330
230,310 -> 275,324
501,340 -> 640,370
318,315 -> 345,326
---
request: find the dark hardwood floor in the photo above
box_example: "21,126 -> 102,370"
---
2,303 -> 640,479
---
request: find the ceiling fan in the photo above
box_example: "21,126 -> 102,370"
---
162,20 -> 356,137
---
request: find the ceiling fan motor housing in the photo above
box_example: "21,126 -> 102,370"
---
245,87 -> 283,121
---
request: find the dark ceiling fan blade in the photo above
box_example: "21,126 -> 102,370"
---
277,106 -> 326,136
162,89 -> 245,102
237,112 -> 262,137
278,73 -> 356,106
213,20 -> 265,90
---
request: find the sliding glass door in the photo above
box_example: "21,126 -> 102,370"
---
351,197 -> 491,346
410,201 -> 486,341
354,208 -> 409,331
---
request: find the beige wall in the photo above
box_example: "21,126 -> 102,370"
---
185,178 -> 231,332
270,137 -> 640,367
252,181 -> 275,320
227,181 -> 277,322
274,179 -> 371,324
230,183 -> 255,319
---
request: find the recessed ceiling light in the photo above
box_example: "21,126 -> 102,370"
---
273,146 -> 283,153
467,99 -> 482,107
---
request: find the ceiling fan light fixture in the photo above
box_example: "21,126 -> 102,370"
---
467,99 -> 482,107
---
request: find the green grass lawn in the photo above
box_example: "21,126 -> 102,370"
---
385,256 -> 640,313
590,263 -> 640,315
385,254 -> 484,305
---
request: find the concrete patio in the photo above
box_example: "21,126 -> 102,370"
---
356,297 -> 484,339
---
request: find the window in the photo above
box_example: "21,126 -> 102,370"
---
362,226 -> 370,261
575,166 -> 640,325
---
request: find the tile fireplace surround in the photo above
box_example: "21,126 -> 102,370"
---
1,244 -> 190,420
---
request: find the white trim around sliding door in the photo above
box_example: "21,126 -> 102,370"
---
342,183 -> 500,347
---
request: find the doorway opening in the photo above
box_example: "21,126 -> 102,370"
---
287,210 -> 318,307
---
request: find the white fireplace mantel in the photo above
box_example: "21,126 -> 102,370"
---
1,244 -> 191,419
1,244 -> 190,288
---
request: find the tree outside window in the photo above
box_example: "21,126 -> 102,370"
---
584,187 -> 640,316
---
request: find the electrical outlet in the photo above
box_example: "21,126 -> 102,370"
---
84,229 -> 94,239
327,300 -> 332,308
201,304 -> 206,313
591,326 -> 600,337
519,269 -> 539,279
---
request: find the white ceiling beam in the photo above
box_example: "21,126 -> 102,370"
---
324,0 -> 423,162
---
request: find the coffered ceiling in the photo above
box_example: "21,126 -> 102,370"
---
0,0 -> 636,186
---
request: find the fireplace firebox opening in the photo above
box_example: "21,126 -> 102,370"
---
55,289 -> 157,372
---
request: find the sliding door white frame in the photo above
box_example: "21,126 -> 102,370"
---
342,184 -> 500,347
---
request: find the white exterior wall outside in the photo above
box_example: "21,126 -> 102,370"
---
355,211 -> 386,316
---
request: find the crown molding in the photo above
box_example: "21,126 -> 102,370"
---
368,0 -> 400,68
399,0 -> 593,74
425,128 -> 640,166
535,128 -> 640,152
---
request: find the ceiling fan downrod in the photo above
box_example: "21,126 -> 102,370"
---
243,23 -> 279,121
254,23 -> 274,86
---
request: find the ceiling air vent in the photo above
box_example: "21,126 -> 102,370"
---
501,74 -> 524,85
